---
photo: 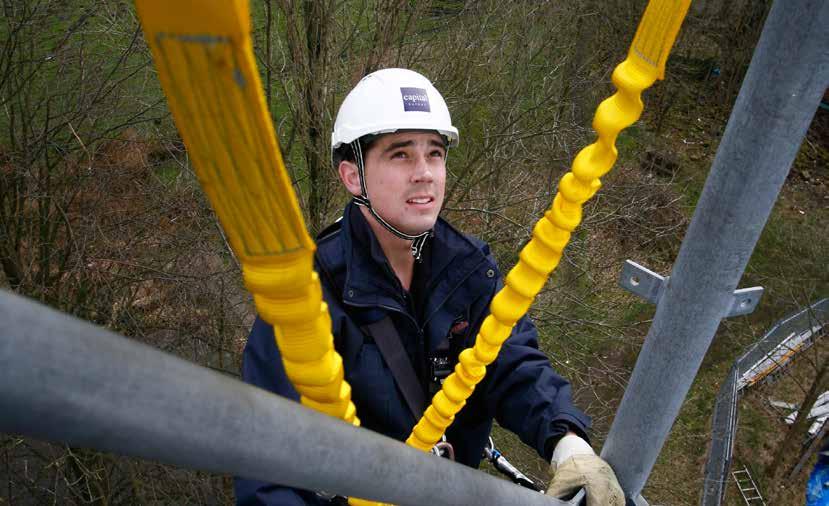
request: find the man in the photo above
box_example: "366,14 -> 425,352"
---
235,68 -> 623,505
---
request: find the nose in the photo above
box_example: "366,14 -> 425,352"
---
411,153 -> 435,183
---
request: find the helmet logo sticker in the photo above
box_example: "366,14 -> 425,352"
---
400,87 -> 430,112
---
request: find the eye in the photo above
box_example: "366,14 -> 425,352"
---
430,149 -> 445,158
391,151 -> 408,159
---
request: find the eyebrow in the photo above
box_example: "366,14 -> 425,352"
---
382,140 -> 414,153
381,138 -> 446,154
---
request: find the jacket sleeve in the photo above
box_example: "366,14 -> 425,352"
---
232,317 -> 321,506
473,266 -> 591,461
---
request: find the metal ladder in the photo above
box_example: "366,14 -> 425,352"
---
732,466 -> 766,505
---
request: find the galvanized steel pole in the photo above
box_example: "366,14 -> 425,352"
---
601,0 -> 829,500
0,290 -> 569,506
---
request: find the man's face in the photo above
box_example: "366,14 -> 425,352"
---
349,131 -> 447,235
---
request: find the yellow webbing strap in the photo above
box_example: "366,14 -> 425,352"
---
405,0 -> 691,453
134,0 -> 358,426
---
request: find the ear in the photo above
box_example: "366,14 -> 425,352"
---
338,160 -> 362,197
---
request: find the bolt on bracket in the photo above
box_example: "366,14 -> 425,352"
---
618,260 -> 764,318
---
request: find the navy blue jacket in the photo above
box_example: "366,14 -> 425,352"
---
234,202 -> 590,505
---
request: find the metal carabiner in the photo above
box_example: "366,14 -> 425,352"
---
430,434 -> 455,460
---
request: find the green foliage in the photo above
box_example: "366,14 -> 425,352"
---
615,125 -> 641,152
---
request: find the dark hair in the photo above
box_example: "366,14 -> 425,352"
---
332,134 -> 380,169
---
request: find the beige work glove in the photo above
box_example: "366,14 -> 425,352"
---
546,434 -> 625,506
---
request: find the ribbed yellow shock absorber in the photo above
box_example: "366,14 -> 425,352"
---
405,0 -> 691,453
134,0 -> 358,426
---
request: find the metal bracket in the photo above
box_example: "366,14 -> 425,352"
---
619,260 -> 764,318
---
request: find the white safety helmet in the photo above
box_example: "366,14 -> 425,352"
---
330,68 -> 459,260
331,68 -> 459,161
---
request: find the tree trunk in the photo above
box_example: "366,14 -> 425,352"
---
264,0 -> 273,108
301,0 -> 330,234
768,358 -> 829,482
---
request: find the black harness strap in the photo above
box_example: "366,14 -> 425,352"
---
362,316 -> 427,419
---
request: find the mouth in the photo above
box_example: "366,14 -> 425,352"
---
406,195 -> 435,206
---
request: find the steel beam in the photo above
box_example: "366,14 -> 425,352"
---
0,290 -> 570,506
601,0 -> 829,500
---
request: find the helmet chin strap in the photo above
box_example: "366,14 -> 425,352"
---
350,140 -> 431,261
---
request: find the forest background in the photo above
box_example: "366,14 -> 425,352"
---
1,0 -> 826,504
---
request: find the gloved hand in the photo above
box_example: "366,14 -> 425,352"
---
546,433 -> 625,506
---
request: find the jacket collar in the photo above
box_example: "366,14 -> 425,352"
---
339,201 -> 491,316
